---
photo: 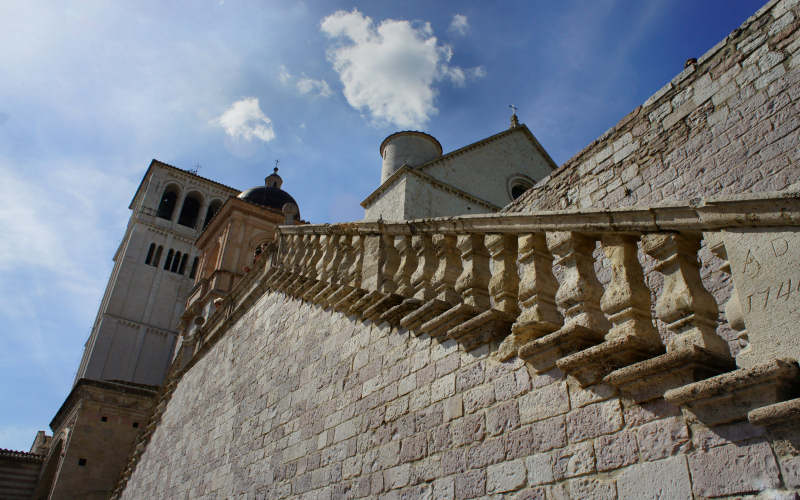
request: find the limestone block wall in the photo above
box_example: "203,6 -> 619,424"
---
119,288 -> 799,499
507,0 -> 800,213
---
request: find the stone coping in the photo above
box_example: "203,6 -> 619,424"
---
0,448 -> 44,463
290,190 -> 800,236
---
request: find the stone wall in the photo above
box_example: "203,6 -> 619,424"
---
119,287 -> 798,498
508,0 -> 800,213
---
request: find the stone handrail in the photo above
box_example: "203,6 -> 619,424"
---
258,191 -> 800,399
112,191 -> 800,499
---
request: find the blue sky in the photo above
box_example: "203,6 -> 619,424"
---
0,0 -> 765,451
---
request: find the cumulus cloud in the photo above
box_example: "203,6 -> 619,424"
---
320,9 -> 482,129
296,77 -> 333,97
278,65 -> 333,98
449,14 -> 469,35
212,97 -> 275,142
278,65 -> 292,85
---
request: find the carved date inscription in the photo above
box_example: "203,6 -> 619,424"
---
743,278 -> 799,313
722,228 -> 800,368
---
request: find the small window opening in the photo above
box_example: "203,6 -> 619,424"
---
78,458 -> 87,466
153,246 -> 163,268
100,416 -> 107,422
179,254 -> 188,275
511,184 -> 528,200
132,422 -> 139,428
164,249 -> 174,270
145,243 -> 155,265
189,257 -> 199,279
178,194 -> 202,228
156,187 -> 179,220
171,251 -> 182,272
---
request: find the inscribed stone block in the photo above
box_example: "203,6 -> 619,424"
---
722,228 -> 800,367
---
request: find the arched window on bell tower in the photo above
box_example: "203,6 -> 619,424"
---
156,185 -> 180,220
178,192 -> 203,228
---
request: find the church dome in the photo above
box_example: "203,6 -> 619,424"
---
236,167 -> 300,218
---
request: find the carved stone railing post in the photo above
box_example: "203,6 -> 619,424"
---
416,233 -> 489,338
358,233 -> 403,320
411,234 -> 437,301
403,233 -> 461,332
274,234 -> 304,289
504,233 -> 562,360
288,234 -> 318,296
394,234 -> 437,331
334,235 -> 367,312
557,234 -> 664,386
518,232 -> 608,371
486,234 -> 520,316
314,234 -> 346,305
449,233 -> 521,351
455,233 -> 491,310
643,233 -> 730,357
707,235 -> 749,361
326,234 -> 352,306
603,232 -> 735,402
379,235 -> 419,324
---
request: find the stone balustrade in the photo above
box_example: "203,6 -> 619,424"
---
185,190 -> 800,425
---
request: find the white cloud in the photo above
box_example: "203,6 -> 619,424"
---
212,97 -> 275,142
296,77 -> 333,97
320,9 -> 481,129
278,65 -> 292,85
449,14 -> 469,36
279,65 -> 333,98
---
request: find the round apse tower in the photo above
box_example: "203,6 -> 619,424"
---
379,131 -> 443,184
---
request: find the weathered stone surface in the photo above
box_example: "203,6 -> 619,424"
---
519,382 -> 570,424
617,456 -> 692,500
566,399 -> 623,442
723,228 -> 800,367
636,416 -> 691,461
487,459 -> 527,493
688,441 -> 782,497
526,453 -> 554,486
454,470 -> 486,499
551,442 -> 595,480
595,429 -> 639,471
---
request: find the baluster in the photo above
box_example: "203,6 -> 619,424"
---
449,234 -> 518,351
314,234 -> 346,305
418,233 -> 488,337
334,235 -> 367,312
275,234 -> 303,289
357,233 -> 403,319
292,234 -> 322,297
411,234 -> 437,301
395,236 -> 417,297
303,235 -> 334,301
708,236 -> 749,362
326,234 -> 353,307
402,233 -> 459,331
486,234 -> 519,316
557,233 -> 664,386
518,231 -> 608,371
378,235 -> 419,324
456,233 -> 491,310
642,233 -> 730,357
505,234 -> 562,360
